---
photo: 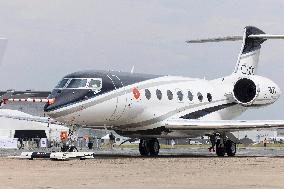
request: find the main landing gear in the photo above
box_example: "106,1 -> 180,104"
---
139,138 -> 160,156
210,133 -> 237,157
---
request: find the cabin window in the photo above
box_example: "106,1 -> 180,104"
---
177,91 -> 183,101
88,79 -> 102,90
156,89 -> 162,100
188,91 -> 193,101
167,90 -> 173,100
197,92 -> 203,102
55,78 -> 69,89
207,93 -> 212,102
66,79 -> 88,89
145,89 -> 151,100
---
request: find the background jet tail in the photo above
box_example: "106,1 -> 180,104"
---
0,38 -> 7,65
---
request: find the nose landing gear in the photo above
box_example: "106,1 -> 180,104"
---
139,138 -> 160,156
210,133 -> 237,157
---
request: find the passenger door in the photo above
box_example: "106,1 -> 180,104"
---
108,74 -> 128,121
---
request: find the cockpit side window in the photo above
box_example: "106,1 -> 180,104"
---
88,79 -> 102,89
66,79 -> 88,89
55,78 -> 69,89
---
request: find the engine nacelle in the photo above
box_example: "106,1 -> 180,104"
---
233,75 -> 280,106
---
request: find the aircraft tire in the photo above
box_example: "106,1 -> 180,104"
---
149,138 -> 160,156
226,140 -> 236,157
139,139 -> 150,156
216,139 -> 225,157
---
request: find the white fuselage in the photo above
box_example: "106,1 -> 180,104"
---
46,75 -> 273,136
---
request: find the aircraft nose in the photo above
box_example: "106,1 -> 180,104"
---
44,88 -> 93,113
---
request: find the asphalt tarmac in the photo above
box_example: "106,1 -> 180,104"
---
3,146 -> 284,157
94,146 -> 284,157
1,147 -> 284,189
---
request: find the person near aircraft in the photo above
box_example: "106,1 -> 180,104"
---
109,132 -> 115,150
208,134 -> 216,152
264,138 -> 267,147
171,139 -> 175,148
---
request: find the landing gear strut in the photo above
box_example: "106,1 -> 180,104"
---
139,138 -> 160,156
210,133 -> 237,157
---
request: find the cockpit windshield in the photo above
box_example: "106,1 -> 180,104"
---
55,78 -> 69,88
55,78 -> 102,90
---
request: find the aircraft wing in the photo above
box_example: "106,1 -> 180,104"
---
0,90 -> 51,117
0,90 -> 50,99
164,119 -> 284,132
0,110 -> 59,125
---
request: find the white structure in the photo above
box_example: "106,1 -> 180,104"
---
0,138 -> 17,149
0,109 -> 68,142
233,130 -> 277,143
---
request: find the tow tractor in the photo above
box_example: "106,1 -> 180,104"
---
50,151 -> 95,160
20,131 -> 95,160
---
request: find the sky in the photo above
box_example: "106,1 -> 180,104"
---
0,0 -> 284,119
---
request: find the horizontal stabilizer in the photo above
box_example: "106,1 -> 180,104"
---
187,34 -> 284,44
186,36 -> 242,43
248,34 -> 284,39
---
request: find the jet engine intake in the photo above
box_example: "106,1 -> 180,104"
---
232,76 -> 280,106
233,78 -> 257,104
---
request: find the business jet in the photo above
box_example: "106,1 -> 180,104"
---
6,26 -> 284,156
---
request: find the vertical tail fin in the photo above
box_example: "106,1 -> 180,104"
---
233,26 -> 266,75
186,26 -> 284,76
